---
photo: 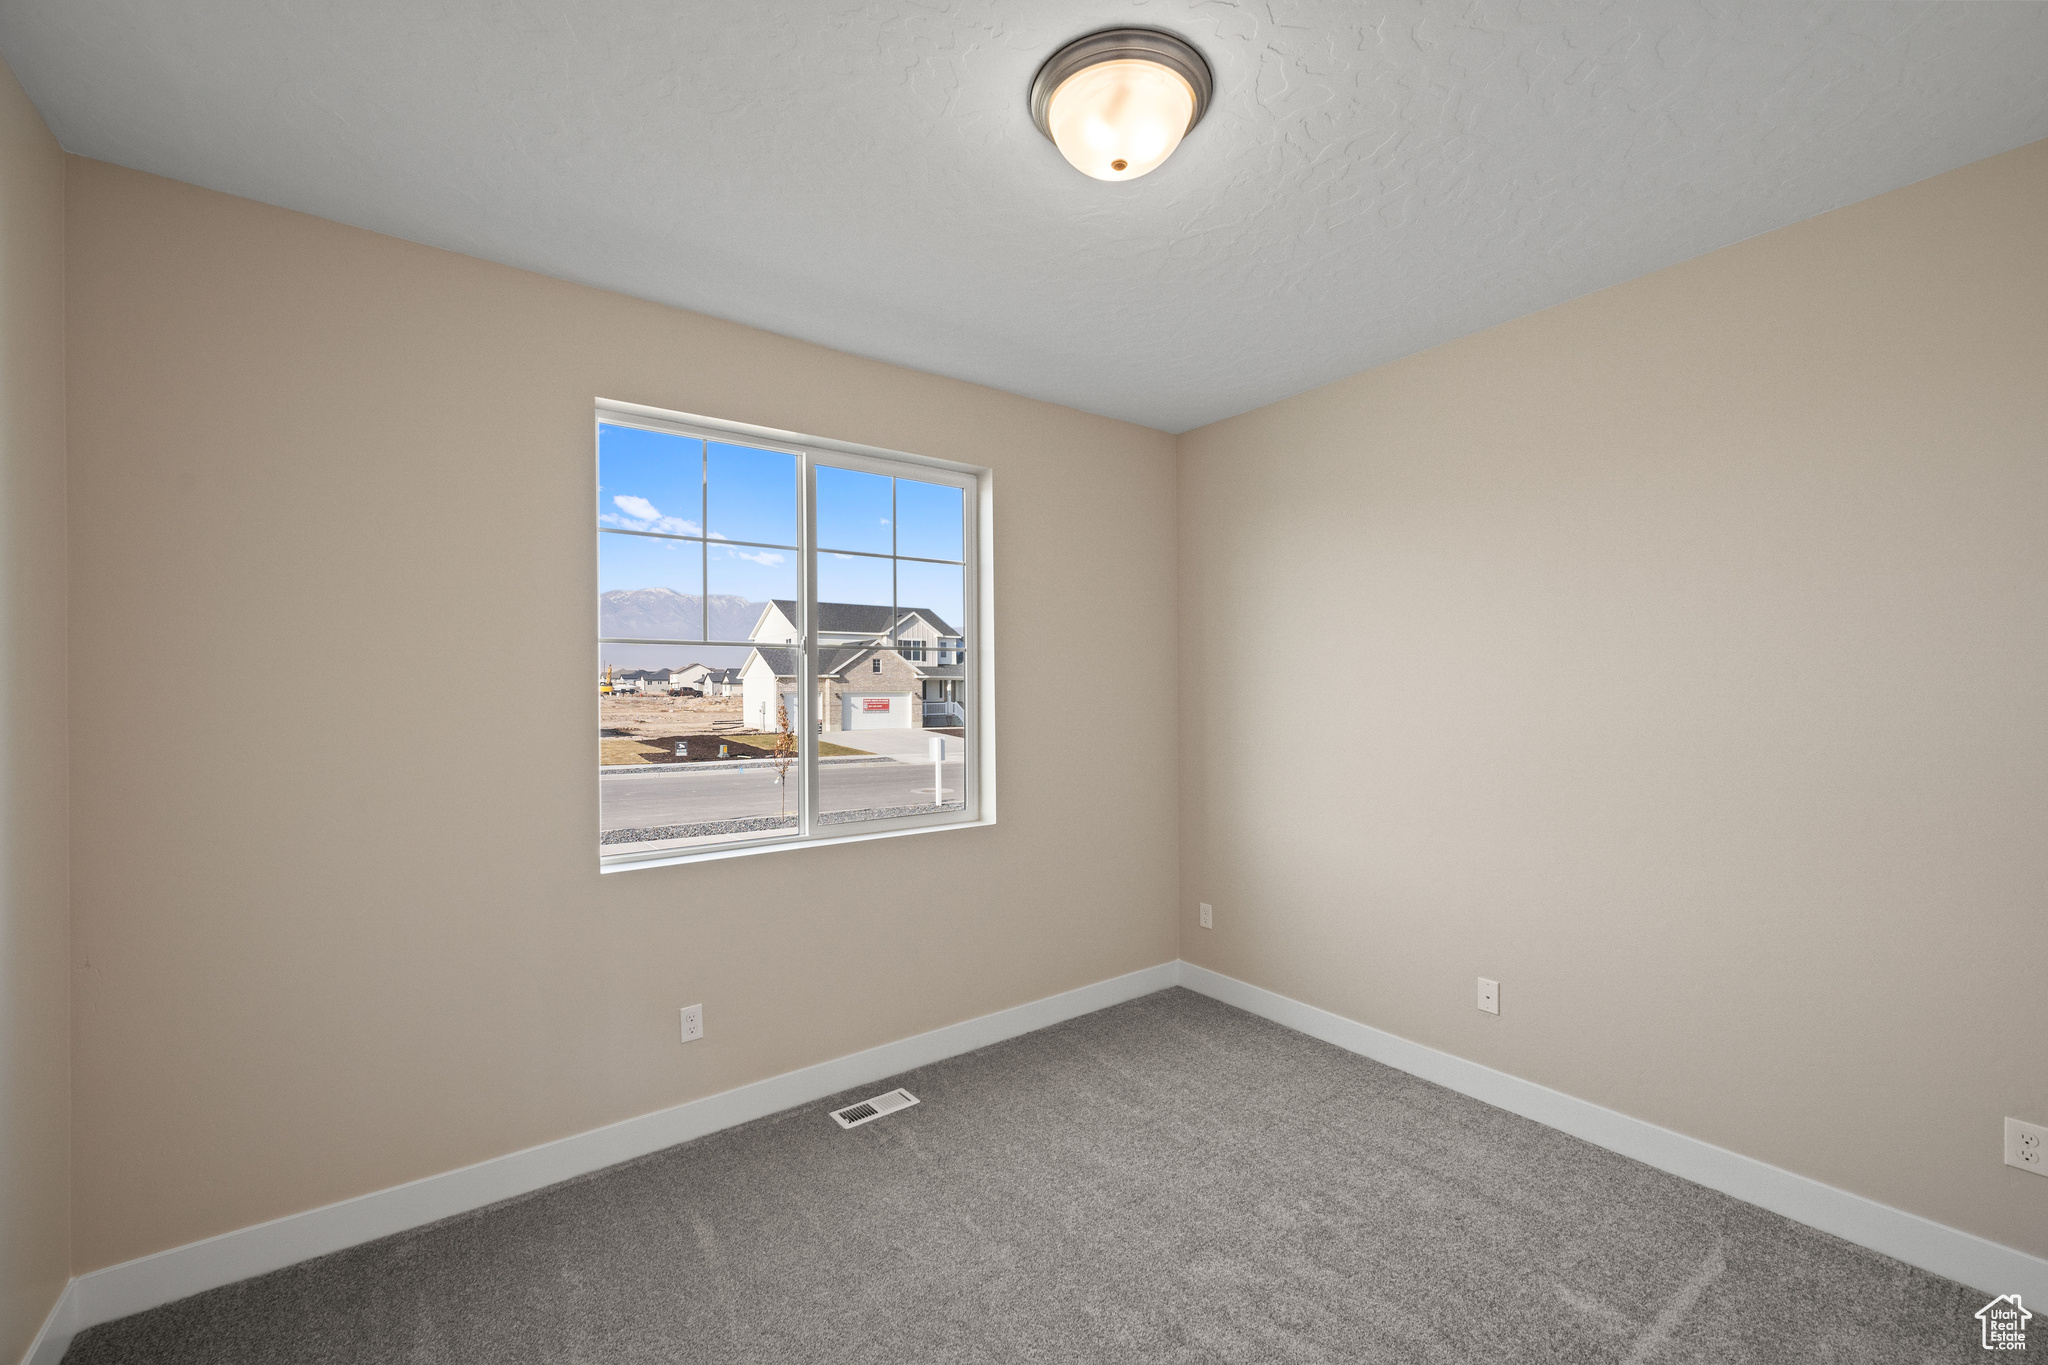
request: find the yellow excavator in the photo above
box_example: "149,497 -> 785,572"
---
599,663 -> 614,696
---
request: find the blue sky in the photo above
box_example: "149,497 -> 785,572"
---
599,530 -> 796,605
597,424 -> 704,536
599,424 -> 797,601
896,558 -> 964,631
815,465 -> 962,561
815,465 -> 889,553
894,478 -> 963,561
599,423 -> 963,628
813,554 -> 963,632
599,424 -> 799,547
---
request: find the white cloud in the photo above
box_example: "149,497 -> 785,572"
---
604,494 -> 701,536
733,549 -> 785,566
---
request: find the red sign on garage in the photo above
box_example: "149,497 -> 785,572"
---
863,698 -> 890,712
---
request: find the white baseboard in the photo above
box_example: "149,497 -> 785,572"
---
34,955 -> 2041,1355
1175,960 -> 2048,1304
56,960 -> 1180,1337
18,1280 -> 75,1365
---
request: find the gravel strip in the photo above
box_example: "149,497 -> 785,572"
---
816,803 -> 966,825
600,815 -> 798,845
600,756 -> 894,777
602,802 -> 966,846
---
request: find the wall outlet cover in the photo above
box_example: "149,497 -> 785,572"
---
1477,977 -> 1499,1015
1199,903 -> 1213,930
680,1004 -> 703,1043
2007,1117 -> 2046,1176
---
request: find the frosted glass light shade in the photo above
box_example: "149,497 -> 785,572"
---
1045,59 -> 1196,182
1029,29 -> 1213,184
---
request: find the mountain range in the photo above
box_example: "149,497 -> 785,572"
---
599,589 -> 765,673
601,588 -> 765,641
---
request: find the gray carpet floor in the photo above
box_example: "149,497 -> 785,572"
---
66,988 -> 1989,1363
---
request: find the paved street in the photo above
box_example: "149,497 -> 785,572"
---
601,757 -> 964,834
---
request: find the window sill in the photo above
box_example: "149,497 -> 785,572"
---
599,813 -> 995,874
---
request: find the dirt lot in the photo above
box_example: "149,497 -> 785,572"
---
602,692 -> 745,741
601,693 -> 751,765
598,692 -> 866,764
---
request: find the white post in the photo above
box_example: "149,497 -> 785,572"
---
928,733 -> 944,803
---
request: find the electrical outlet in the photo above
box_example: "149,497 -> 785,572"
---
679,1004 -> 703,1043
1199,902 -> 1213,930
1477,977 -> 1499,1015
2008,1117 -> 2046,1176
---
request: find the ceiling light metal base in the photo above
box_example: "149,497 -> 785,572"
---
1029,28 -> 1213,144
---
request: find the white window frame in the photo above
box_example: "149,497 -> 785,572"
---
596,398 -> 992,872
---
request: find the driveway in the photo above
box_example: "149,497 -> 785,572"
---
821,729 -> 963,760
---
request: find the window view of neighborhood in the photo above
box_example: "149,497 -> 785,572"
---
598,421 -> 971,859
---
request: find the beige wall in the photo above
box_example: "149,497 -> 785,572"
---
1178,138 -> 2048,1258
64,159 -> 1179,1272
48,110 -> 2048,1287
0,53 -> 68,1365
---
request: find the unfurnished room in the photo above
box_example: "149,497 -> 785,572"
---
0,3 -> 2044,1362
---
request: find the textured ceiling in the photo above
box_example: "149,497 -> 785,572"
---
4,1 -> 2046,431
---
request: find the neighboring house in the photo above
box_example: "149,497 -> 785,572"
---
741,600 -> 965,733
611,668 -> 686,693
666,662 -> 713,692
605,665 -> 721,695
701,667 -> 744,698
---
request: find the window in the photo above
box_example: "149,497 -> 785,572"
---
596,401 -> 983,868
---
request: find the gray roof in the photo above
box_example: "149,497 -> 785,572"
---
617,666 -> 705,681
769,600 -> 958,638
751,645 -> 963,681
751,646 -> 866,679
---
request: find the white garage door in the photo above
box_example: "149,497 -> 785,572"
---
842,692 -> 913,730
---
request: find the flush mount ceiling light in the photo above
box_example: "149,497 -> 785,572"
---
1030,28 -> 1213,182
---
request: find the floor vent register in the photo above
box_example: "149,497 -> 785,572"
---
830,1088 -> 920,1129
